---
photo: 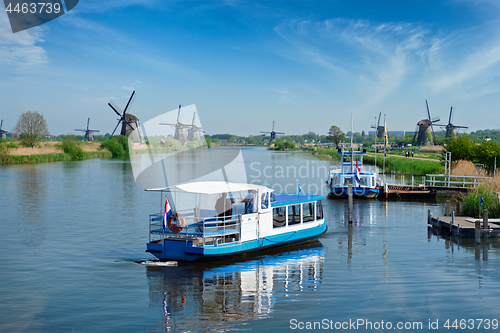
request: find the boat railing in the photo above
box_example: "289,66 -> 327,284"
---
149,212 -> 241,247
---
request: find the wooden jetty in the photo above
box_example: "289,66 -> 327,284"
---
381,184 -> 437,199
428,211 -> 500,239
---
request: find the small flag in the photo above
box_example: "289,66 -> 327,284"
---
479,196 -> 484,206
355,159 -> 361,184
297,180 -> 302,194
163,197 -> 172,231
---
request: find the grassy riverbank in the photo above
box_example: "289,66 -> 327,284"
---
2,151 -> 112,165
363,154 -> 443,175
1,141 -> 112,165
309,147 -> 443,175
311,147 -> 341,159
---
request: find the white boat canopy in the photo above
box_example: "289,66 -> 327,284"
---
146,181 -> 273,194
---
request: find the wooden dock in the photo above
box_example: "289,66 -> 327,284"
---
381,184 -> 437,199
428,212 -> 500,239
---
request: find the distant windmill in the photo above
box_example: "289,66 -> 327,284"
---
260,121 -> 285,141
187,111 -> 203,142
438,107 -> 468,138
412,100 -> 442,146
108,90 -> 141,143
371,112 -> 385,138
75,118 -> 99,142
0,120 -> 7,139
159,105 -> 189,144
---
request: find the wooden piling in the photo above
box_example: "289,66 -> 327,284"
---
428,209 -> 431,224
445,200 -> 450,216
483,209 -> 489,231
475,220 -> 481,243
348,184 -> 353,223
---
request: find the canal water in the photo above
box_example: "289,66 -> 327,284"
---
1,147 -> 499,332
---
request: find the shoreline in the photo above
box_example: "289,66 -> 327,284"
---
1,141 -> 112,165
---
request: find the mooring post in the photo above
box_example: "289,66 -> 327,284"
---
412,175 -> 414,187
483,209 -> 489,233
348,183 -> 353,223
451,211 -> 454,226
428,209 -> 431,224
445,200 -> 450,216
475,220 -> 481,243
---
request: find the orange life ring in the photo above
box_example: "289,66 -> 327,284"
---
167,213 -> 185,233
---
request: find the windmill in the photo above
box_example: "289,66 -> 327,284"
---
260,121 -> 284,141
412,100 -> 442,146
0,120 -> 7,139
187,111 -> 203,142
370,112 -> 385,138
159,105 -> 190,144
75,118 -> 99,142
439,107 -> 468,138
108,90 -> 141,142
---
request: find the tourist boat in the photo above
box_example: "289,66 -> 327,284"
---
146,181 -> 327,261
326,148 -> 379,199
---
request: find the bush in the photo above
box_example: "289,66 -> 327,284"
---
444,135 -> 500,173
100,139 -> 126,157
0,143 -> 10,164
112,135 -> 130,155
60,136 -> 84,160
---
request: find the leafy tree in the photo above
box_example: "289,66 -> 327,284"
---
14,111 -> 49,147
326,125 -> 345,149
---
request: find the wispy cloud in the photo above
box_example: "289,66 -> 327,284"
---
274,19 -> 432,108
122,86 -> 135,92
269,88 -> 294,104
424,21 -> 500,98
0,16 -> 48,70
274,17 -> 500,107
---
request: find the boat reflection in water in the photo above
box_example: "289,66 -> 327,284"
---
146,242 -> 325,332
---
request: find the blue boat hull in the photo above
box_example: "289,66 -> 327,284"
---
147,221 -> 328,262
328,186 -> 379,199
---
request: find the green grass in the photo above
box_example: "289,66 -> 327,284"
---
462,187 -> 500,218
2,151 -> 111,165
312,148 -> 341,160
363,155 -> 443,175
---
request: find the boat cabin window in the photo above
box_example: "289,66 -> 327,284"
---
372,177 -> 375,187
344,177 -> 353,186
315,201 -> 323,220
302,202 -> 314,223
334,175 -> 340,186
243,191 -> 255,214
359,176 -> 368,187
288,205 -> 301,226
273,207 -> 286,228
261,192 -> 270,210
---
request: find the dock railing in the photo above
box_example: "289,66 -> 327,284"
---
426,174 -> 493,188
149,211 -> 241,247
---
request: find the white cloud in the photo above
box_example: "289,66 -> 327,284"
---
122,86 -> 135,92
274,17 -> 500,108
0,14 -> 48,70
275,19 -> 430,107
425,22 -> 500,97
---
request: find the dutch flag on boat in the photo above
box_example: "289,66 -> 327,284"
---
355,159 -> 361,184
163,197 -> 172,231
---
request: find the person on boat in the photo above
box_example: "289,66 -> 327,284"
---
216,192 -> 233,221
244,192 -> 254,214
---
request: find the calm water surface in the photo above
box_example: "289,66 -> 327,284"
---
1,147 -> 499,332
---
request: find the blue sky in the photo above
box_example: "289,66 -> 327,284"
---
1,0 -> 499,137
